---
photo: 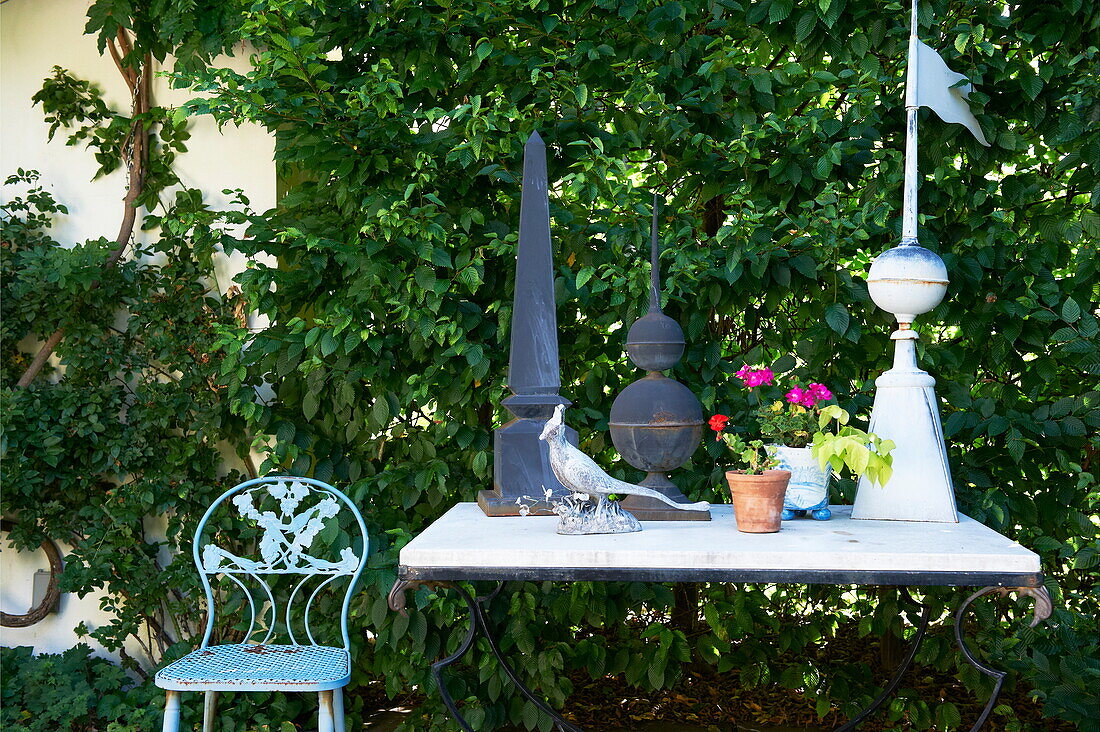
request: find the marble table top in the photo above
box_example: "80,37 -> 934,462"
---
398,503 -> 1043,587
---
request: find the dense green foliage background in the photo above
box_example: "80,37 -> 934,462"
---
2,0 -> 1097,730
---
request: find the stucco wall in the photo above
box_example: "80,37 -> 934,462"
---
0,0 -> 276,662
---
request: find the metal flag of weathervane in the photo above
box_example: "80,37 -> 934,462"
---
852,0 -> 990,523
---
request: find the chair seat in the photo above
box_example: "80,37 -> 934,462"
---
155,644 -> 350,691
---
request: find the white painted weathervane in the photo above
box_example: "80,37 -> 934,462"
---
852,0 -> 990,523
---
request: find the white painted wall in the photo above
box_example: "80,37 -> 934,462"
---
0,0 -> 276,663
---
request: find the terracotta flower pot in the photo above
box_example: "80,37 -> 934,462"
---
725,469 -> 791,533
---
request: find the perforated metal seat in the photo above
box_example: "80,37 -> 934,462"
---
156,644 -> 350,691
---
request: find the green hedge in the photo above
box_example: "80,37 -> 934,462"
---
3,0 -> 1098,729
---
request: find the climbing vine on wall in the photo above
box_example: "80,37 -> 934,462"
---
0,1 -> 248,673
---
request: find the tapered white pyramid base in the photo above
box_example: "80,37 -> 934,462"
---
851,332 -> 958,523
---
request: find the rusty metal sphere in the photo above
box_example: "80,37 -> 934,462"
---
610,373 -> 703,472
625,311 -> 685,372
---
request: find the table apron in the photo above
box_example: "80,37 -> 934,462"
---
399,565 -> 1044,587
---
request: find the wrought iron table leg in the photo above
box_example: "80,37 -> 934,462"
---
834,589 -> 931,731
390,581 -> 1052,732
468,583 -> 584,732
390,579 -> 583,732
954,585 -> 1053,732
389,579 -> 480,731
429,584 -> 481,731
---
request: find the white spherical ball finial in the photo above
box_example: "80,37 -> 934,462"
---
867,245 -> 949,324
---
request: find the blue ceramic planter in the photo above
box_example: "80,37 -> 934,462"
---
773,445 -> 832,521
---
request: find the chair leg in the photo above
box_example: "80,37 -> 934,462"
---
332,688 -> 345,732
318,690 -> 335,732
203,690 -> 218,731
162,690 -> 181,732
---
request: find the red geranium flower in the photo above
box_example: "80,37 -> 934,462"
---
708,414 -> 729,438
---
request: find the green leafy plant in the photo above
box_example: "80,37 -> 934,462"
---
0,645 -> 161,732
722,367 -> 894,486
811,405 -> 895,487
756,400 -> 823,448
0,170 -> 255,660
733,366 -> 830,448
175,0 -> 1098,727
718,433 -> 781,475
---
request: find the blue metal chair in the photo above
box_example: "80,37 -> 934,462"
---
155,476 -> 368,732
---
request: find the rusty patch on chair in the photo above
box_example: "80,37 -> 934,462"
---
240,644 -> 308,655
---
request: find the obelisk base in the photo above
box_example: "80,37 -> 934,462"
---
851,333 -> 958,523
480,415 -> 578,516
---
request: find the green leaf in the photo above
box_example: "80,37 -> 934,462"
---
1007,436 -> 1025,462
370,396 -> 390,428
795,12 -> 817,42
1061,416 -> 1086,437
576,266 -> 596,288
936,702 -> 962,729
303,390 -> 320,421
475,39 -> 492,63
1061,298 -> 1081,323
847,445 -> 870,475
770,0 -> 794,23
1051,327 -> 1077,343
824,303 -> 850,335
1020,70 -> 1043,100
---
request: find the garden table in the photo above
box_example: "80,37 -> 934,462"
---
388,503 -> 1051,732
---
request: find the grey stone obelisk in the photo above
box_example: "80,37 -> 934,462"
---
478,131 -> 577,516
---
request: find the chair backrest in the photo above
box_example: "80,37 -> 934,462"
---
193,476 -> 368,650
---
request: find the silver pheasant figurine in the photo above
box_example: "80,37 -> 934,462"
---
538,404 -> 710,534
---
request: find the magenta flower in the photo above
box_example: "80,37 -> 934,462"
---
785,385 -> 819,407
736,366 -> 775,388
807,383 -> 833,403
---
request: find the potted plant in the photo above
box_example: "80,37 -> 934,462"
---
718,366 -> 895,521
713,426 -> 790,533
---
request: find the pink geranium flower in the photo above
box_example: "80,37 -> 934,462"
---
807,383 -> 833,403
736,366 -> 775,388
783,385 -> 817,408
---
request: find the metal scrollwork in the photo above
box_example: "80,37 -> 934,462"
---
954,585 -> 1055,731
192,476 -> 368,651
201,480 -> 358,575
391,580 -> 1055,732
